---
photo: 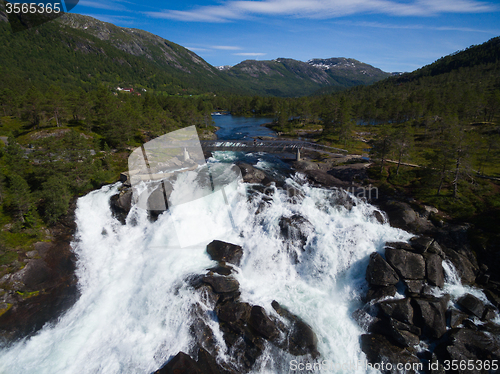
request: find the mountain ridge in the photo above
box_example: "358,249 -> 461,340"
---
0,11 -> 391,96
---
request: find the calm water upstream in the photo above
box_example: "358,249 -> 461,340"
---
212,115 -> 276,140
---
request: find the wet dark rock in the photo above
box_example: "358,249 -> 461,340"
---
369,317 -> 420,347
206,241 -> 243,267
197,284 -> 220,307
443,247 -> 477,285
425,253 -> 445,288
404,280 -> 425,295
366,252 -> 399,286
248,306 -> 279,341
482,305 -> 497,321
372,210 -> 385,224
155,352 -> 203,374
290,160 -> 319,171
278,214 -> 313,252
385,247 -> 425,280
271,300 -> 319,357
484,288 -> 500,308
196,347 -> 228,374
479,321 -> 500,334
412,296 -> 449,339
190,313 -> 218,355
208,263 -> 233,276
377,200 -> 432,232
428,353 -> 446,374
378,298 -> 414,325
352,308 -> 378,331
283,184 -> 305,204
236,162 -> 266,184
202,275 -> 239,294
302,170 -> 350,188
448,309 -> 468,328
360,334 -> 421,374
409,236 -> 434,253
217,301 -> 251,323
109,188 -> 133,224
390,318 -> 421,336
427,240 -> 445,258
389,327 -> 419,347
385,241 -> 413,252
365,285 -> 397,303
437,328 -> 500,373
456,293 -> 485,318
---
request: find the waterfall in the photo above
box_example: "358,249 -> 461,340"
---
0,155 -> 414,374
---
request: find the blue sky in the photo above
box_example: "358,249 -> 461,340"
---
72,0 -> 500,72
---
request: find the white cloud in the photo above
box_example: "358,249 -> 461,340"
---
337,20 -> 499,34
144,0 -> 498,22
234,52 -> 267,56
186,47 -> 210,52
211,45 -> 243,50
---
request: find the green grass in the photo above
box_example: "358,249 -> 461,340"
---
0,251 -> 18,266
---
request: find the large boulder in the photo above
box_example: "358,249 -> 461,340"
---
425,253 -> 445,288
271,300 -> 319,357
217,301 -> 251,323
437,328 -> 500,374
302,170 -> 350,188
404,280 -> 425,295
365,285 -> 397,303
449,309 -> 468,328
236,162 -> 267,184
154,352 -> 203,374
109,189 -> 133,223
360,334 -> 421,374
11,259 -> 51,289
412,296 -> 449,339
443,247 -> 477,285
206,241 -> 244,267
366,252 -> 399,287
456,293 -> 485,318
248,306 -> 279,341
202,274 -> 239,294
278,214 -> 313,253
377,200 -> 434,233
409,236 -> 433,253
385,247 -> 425,280
378,298 -> 414,325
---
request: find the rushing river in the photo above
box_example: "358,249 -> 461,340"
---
0,118 -> 479,373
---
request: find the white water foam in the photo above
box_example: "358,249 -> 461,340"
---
0,161 -> 413,374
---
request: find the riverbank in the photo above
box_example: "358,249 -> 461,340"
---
0,199 -> 79,343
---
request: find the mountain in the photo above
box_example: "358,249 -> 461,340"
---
392,36 -> 500,83
0,11 -> 239,95
307,57 -> 390,82
221,57 -> 390,96
0,11 -> 389,96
